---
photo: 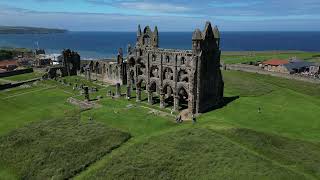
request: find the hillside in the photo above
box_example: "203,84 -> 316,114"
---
0,26 -> 67,34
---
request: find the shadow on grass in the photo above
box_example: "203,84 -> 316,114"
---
202,96 -> 240,113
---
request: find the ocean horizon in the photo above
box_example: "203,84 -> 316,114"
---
1,31 -> 320,59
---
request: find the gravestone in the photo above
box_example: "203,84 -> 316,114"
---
84,86 -> 90,101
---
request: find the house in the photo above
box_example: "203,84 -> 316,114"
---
0,60 -> 18,71
283,61 -> 314,74
260,59 -> 289,73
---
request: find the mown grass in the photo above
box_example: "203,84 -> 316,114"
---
0,114 -> 131,179
201,70 -> 320,141
0,81 -> 75,136
2,72 -> 44,82
221,51 -> 320,64
85,128 -> 313,180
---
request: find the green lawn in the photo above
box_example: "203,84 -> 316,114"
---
1,69 -> 320,179
222,51 -> 320,64
201,70 -> 320,141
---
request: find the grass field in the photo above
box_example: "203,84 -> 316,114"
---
0,116 -> 131,179
221,51 -> 320,64
86,128 -> 319,179
0,68 -> 320,179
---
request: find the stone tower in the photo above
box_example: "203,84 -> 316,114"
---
136,25 -> 159,48
192,22 -> 224,113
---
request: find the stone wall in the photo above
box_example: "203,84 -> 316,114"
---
0,78 -> 41,90
0,68 -> 33,78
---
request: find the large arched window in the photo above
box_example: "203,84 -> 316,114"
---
166,56 -> 170,63
181,57 -> 185,65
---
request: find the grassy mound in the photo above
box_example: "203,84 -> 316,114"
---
87,128 -> 308,180
0,114 -> 131,179
221,128 -> 320,178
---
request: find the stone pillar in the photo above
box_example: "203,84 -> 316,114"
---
136,88 -> 141,102
84,86 -> 89,101
126,86 -> 131,99
148,91 -> 153,105
115,83 -> 121,97
174,95 -> 179,111
160,92 -> 165,108
88,70 -> 91,81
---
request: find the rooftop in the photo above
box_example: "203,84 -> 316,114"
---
262,59 -> 289,66
0,60 -> 18,67
283,61 -> 315,71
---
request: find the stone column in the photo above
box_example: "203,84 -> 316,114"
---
126,86 -> 131,99
88,70 -> 91,81
174,95 -> 179,111
115,83 -> 121,97
136,88 -> 141,102
148,91 -> 153,105
160,92 -> 165,108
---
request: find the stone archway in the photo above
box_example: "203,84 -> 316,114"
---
178,69 -> 189,82
162,83 -> 174,108
136,78 -> 147,102
148,81 -> 158,104
177,86 -> 189,111
163,67 -> 174,81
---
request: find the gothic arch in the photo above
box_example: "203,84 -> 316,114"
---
137,58 -> 146,76
181,56 -> 186,65
149,81 -> 157,92
177,86 -> 189,110
95,62 -> 100,74
152,54 -> 156,61
178,69 -> 189,82
128,57 -> 135,67
137,78 -> 147,90
163,67 -> 174,80
150,65 -> 159,78
162,83 -> 174,107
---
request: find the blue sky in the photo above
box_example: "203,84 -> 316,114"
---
0,0 -> 320,31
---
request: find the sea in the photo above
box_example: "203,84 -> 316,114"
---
0,31 -> 319,59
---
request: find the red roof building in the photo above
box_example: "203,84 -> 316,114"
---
262,59 -> 289,66
0,60 -> 18,71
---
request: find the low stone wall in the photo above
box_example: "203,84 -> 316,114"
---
226,64 -> 320,84
0,78 -> 41,90
0,68 -> 33,78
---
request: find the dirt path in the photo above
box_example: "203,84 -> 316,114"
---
0,79 -> 16,84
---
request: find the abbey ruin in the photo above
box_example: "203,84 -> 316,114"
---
80,21 -> 224,114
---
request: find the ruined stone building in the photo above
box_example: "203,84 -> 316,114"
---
47,49 -> 80,78
81,21 -> 224,114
